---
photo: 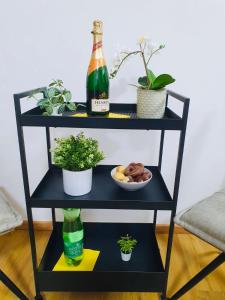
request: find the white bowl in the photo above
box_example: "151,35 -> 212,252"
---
111,167 -> 152,191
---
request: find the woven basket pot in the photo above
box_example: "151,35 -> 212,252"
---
137,88 -> 167,119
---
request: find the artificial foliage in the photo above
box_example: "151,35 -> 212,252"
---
52,133 -> 104,171
29,79 -> 78,116
117,234 -> 137,254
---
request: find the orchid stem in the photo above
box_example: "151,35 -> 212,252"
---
111,50 -> 141,78
139,44 -> 150,87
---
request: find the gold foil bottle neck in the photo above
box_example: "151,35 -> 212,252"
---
92,20 -> 103,35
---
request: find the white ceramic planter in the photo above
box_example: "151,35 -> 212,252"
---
137,88 -> 167,119
121,251 -> 132,262
63,168 -> 92,196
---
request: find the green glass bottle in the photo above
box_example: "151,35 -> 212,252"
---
86,20 -> 109,115
63,208 -> 84,266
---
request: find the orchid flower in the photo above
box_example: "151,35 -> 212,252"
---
109,37 -> 174,90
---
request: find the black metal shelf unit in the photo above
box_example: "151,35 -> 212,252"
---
14,88 -> 189,300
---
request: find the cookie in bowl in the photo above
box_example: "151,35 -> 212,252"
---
111,163 -> 152,191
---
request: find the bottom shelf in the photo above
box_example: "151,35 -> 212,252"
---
38,222 -> 166,292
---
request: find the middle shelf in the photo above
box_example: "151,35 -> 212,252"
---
30,165 -> 173,210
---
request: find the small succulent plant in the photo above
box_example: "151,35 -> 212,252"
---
117,234 -> 137,254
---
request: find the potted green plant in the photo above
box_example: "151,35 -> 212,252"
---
117,234 -> 137,262
52,133 -> 104,196
30,79 -> 78,116
110,37 -> 175,118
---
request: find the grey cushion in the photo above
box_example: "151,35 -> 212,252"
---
0,189 -> 23,235
174,190 -> 225,252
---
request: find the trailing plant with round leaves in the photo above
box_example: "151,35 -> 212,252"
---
29,79 -> 82,116
52,133 -> 105,171
110,37 -> 175,90
117,234 -> 137,254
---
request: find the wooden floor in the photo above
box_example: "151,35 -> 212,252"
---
0,229 -> 224,300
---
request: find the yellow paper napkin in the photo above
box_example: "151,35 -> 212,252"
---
72,112 -> 130,119
53,249 -> 100,271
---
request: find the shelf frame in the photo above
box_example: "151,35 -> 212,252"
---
14,87 -> 189,300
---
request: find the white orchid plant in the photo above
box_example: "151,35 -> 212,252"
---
110,37 -> 175,90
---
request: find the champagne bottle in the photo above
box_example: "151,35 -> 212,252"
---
86,20 -> 109,115
63,208 -> 84,266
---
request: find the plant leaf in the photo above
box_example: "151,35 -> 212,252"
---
151,74 -> 175,90
147,69 -> 156,84
50,96 -> 58,104
58,95 -> 65,104
54,88 -> 61,96
66,102 -> 76,111
138,76 -> 148,87
64,90 -> 72,101
46,106 -> 53,115
58,104 -> 66,114
49,81 -> 56,87
56,79 -> 63,87
37,99 -> 48,106
47,87 -> 57,98
52,133 -> 105,171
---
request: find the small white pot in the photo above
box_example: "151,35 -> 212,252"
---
137,88 -> 167,119
121,251 -> 132,262
52,106 -> 62,116
63,168 -> 92,196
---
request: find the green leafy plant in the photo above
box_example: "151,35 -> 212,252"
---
117,234 -> 137,254
30,79 -> 79,116
110,37 -> 175,90
52,132 -> 105,171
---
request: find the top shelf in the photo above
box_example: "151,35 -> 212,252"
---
14,89 -> 190,130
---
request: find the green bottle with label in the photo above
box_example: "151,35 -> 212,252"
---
63,208 -> 84,266
86,20 -> 109,115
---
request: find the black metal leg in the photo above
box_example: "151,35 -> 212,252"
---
168,252 -> 225,300
46,127 -> 56,227
46,127 -> 52,168
27,207 -> 43,300
153,210 -> 157,231
14,100 -> 43,300
158,130 -> 165,172
156,124 -> 166,232
0,269 -> 28,300
158,91 -> 168,171
162,98 -> 189,299
161,213 -> 176,299
155,129 -> 165,233
51,208 -> 56,225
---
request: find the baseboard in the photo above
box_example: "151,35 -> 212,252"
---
17,220 -> 188,234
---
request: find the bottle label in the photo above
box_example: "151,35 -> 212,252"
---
92,99 -> 109,112
92,41 -> 102,52
64,239 -> 83,258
